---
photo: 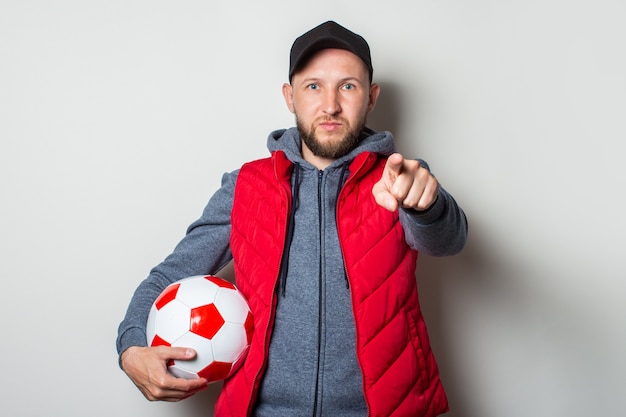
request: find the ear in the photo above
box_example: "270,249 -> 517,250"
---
282,83 -> 295,113
367,83 -> 381,113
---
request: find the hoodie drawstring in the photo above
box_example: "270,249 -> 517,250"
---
336,162 -> 351,289
278,161 -> 351,296
336,162 -> 350,203
278,162 -> 301,297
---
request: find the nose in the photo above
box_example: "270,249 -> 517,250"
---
322,89 -> 341,115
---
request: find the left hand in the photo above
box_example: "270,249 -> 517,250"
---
372,153 -> 439,212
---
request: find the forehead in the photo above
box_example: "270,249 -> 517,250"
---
293,48 -> 369,81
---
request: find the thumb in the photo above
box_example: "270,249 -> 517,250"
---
166,346 -> 197,360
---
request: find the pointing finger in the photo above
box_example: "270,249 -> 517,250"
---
384,153 -> 404,177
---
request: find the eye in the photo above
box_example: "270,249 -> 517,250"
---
342,83 -> 355,90
307,83 -> 320,90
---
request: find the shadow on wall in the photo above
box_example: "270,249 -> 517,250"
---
178,381 -> 222,416
416,225 -> 484,417
415,212 -> 607,417
417,218 -> 620,417
367,80 -> 405,137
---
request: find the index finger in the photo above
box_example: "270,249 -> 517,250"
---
382,153 -> 405,190
384,153 -> 405,177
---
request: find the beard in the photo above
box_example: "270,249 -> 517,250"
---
296,115 -> 366,160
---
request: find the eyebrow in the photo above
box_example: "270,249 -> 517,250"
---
297,76 -> 364,86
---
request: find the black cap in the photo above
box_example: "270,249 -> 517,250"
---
289,21 -> 373,82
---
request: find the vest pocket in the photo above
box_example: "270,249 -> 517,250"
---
405,309 -> 430,392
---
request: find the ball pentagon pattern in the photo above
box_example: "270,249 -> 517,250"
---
146,275 -> 254,382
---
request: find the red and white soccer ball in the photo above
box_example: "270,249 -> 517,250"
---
146,275 -> 254,382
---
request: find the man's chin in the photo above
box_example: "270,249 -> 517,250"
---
314,129 -> 352,145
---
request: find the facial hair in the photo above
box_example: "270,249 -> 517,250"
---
296,115 -> 366,160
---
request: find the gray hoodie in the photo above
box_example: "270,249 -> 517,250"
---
116,127 -> 467,416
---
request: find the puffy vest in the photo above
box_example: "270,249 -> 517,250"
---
217,150 -> 449,417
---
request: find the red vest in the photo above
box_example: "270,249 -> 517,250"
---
217,151 -> 449,416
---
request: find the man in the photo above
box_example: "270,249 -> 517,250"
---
117,21 -> 468,417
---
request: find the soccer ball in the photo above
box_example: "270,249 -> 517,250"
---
146,275 -> 254,382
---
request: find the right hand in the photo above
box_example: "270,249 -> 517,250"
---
120,346 -> 208,401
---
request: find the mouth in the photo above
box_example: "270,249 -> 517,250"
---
317,119 -> 344,132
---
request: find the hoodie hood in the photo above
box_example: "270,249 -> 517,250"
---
266,127 -> 396,169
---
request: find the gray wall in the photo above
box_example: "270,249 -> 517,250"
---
1,1 -> 624,416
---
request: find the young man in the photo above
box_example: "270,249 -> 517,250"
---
117,21 -> 468,417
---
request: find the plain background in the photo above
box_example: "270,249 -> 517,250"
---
1,1 -> 625,416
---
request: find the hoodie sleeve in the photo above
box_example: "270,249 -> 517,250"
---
398,160 -> 468,256
115,170 -> 238,359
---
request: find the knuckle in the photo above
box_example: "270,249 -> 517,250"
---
145,387 -> 162,401
154,374 -> 170,388
408,159 -> 420,169
416,201 -> 430,211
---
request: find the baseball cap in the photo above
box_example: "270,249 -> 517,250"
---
289,21 -> 373,82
